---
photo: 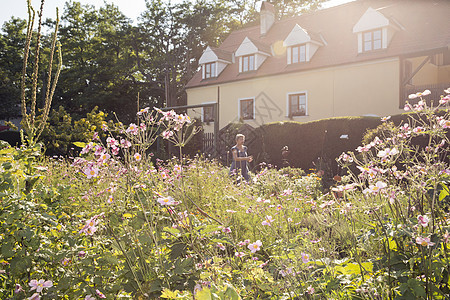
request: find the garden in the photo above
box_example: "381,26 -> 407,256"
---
1,88 -> 450,299
1,0 -> 450,298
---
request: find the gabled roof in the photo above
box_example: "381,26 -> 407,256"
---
283,24 -> 324,47
187,0 -> 450,89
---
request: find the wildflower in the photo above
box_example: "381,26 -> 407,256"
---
301,252 -> 310,263
282,188 -> 292,196
416,236 -> 435,247
85,295 -> 96,300
409,89 -> 431,99
235,252 -> 245,257
96,289 -> 106,299
120,139 -> 131,148
279,267 -> 293,277
173,164 -> 182,173
14,284 -> 24,293
162,130 -> 173,139
413,126 -> 425,134
98,152 -> 110,163
311,238 -> 321,244
261,216 -> 274,226
221,227 -> 232,233
381,116 -> 391,122
226,209 -> 236,213
126,123 -> 139,135
217,243 -> 226,251
443,231 -> 449,243
61,258 -> 70,267
29,293 -> 40,300
137,107 -> 150,115
107,195 -> 114,204
29,279 -> 53,293
134,153 -> 142,162
439,118 -> 450,129
139,123 -> 147,131
307,285 -> 315,295
157,196 -> 176,206
363,181 -> 387,194
248,240 -> 262,253
338,152 -> 353,163
106,137 -> 119,147
79,215 -> 101,236
377,147 -> 399,160
445,87 -> 450,94
81,142 -> 94,154
417,215 -> 429,227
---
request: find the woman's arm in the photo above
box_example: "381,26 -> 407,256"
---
232,149 -> 252,162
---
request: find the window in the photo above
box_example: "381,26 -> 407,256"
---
203,106 -> 214,122
363,29 -> 382,52
242,55 -> 255,72
240,98 -> 254,120
291,44 -> 306,63
289,93 -> 307,117
204,62 -> 216,79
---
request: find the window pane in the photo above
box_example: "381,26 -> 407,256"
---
211,63 -> 215,77
292,46 -> 299,63
364,41 -> 372,51
373,30 -> 381,40
289,93 -> 306,116
249,55 -> 255,70
243,56 -> 248,72
364,32 -> 372,42
241,99 -> 254,119
373,39 -> 382,49
300,45 -> 306,62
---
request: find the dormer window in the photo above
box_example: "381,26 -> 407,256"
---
242,55 -> 255,72
235,37 -> 271,73
198,46 -> 232,80
204,62 -> 216,79
353,7 -> 400,54
291,44 -> 306,63
283,24 -> 324,65
363,29 -> 382,52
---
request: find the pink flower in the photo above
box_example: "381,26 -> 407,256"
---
377,147 -> 399,160
363,181 -> 387,194
126,123 -> 139,135
235,252 -> 245,257
15,284 -> 24,293
248,240 -> 262,253
79,214 -> 103,236
282,188 -> 292,196
301,252 -> 310,263
416,236 -> 435,247
96,289 -> 106,298
28,293 -> 40,300
85,295 -> 96,300
417,215 -> 429,227
261,215 -> 274,226
162,130 -> 173,139
157,196 -> 176,206
443,231 -> 449,243
221,227 -> 232,233
120,139 -> 131,148
106,137 -> 119,147
83,166 -> 99,179
217,243 -> 226,251
134,153 -> 142,161
307,285 -> 315,295
29,279 -> 53,293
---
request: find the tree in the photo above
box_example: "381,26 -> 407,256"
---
0,18 -> 27,120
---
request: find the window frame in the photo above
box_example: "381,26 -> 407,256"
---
239,98 -> 255,120
202,105 -> 215,123
242,54 -> 255,72
203,62 -> 216,79
287,92 -> 308,117
291,44 -> 307,64
363,29 -> 382,52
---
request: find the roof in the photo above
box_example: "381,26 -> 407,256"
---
186,0 -> 450,89
211,47 -> 233,62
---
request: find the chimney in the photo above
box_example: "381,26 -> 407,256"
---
260,1 -> 275,36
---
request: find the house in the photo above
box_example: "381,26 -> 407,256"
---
185,0 -> 450,135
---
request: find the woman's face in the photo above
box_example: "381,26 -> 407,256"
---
237,136 -> 245,144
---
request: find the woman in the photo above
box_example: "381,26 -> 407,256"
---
229,134 -> 253,182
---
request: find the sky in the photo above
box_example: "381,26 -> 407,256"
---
0,0 -> 353,28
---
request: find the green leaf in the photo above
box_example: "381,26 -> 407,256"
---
439,183 -> 449,201
224,284 -> 241,300
195,288 -> 212,300
73,142 -> 87,148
